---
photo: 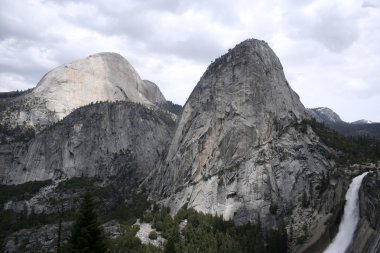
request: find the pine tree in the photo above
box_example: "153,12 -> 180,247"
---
66,189 -> 107,253
164,236 -> 176,253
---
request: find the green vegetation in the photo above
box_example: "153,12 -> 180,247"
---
0,179 -> 72,250
54,177 -> 150,224
105,192 -> 151,223
159,101 -> 183,116
303,119 -> 380,165
0,208 -> 73,251
0,180 -> 288,253
0,123 -> 36,143
110,205 -> 288,253
0,89 -> 32,99
111,224 -> 161,253
0,177 -> 125,251
55,177 -> 113,199
149,231 -> 158,240
55,177 -> 99,192
0,180 -> 52,206
330,121 -> 380,140
65,189 -> 108,253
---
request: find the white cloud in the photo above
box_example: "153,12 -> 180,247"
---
0,0 -> 379,122
0,73 -> 31,92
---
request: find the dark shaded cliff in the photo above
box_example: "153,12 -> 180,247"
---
0,101 -> 175,185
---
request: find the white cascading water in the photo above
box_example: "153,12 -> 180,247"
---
324,172 -> 368,253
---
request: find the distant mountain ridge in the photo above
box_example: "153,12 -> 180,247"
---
352,119 -> 374,124
306,107 -> 342,123
307,107 -> 380,139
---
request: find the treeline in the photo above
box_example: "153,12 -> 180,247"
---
135,207 -> 286,253
0,180 -> 55,249
305,119 -> 380,165
0,179 -> 288,253
0,89 -> 33,99
329,121 -> 380,140
159,101 -> 183,116
109,196 -> 288,253
0,123 -> 36,144
0,180 -> 52,206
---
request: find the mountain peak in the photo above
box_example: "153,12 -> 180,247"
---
90,52 -> 124,57
1,52 -> 166,131
203,39 -> 281,80
149,38 -> 312,224
142,80 -> 166,104
32,52 -> 155,120
307,107 -> 342,123
352,119 -> 373,124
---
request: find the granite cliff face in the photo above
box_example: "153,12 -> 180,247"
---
2,40 -> 379,252
0,53 -> 166,132
142,80 -> 167,104
0,102 -> 175,185
146,40 -> 345,248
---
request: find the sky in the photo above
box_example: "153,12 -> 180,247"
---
0,0 -> 379,122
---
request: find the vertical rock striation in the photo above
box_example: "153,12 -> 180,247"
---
0,102 -> 175,185
147,39 -> 341,246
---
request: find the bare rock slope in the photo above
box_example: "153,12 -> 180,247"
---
0,102 -> 175,185
0,53 -> 166,132
147,39 -> 344,248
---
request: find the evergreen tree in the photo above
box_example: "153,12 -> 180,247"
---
66,189 -> 107,253
164,236 -> 176,253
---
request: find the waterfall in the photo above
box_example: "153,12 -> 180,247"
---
323,172 -> 368,253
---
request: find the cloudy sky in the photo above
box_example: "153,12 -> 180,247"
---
0,0 -> 379,122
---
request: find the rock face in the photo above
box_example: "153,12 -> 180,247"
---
147,39 -> 341,245
0,101 -> 175,185
135,221 -> 165,248
307,107 -> 342,124
347,172 -> 380,253
307,107 -> 376,126
307,107 -> 380,139
5,222 -> 73,253
5,220 -> 121,252
0,53 -> 166,132
4,40 -> 376,252
142,80 -> 167,104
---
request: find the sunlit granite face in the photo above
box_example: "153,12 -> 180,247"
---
31,52 -> 155,119
0,52 -> 166,132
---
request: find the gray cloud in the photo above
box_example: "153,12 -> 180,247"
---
308,11 -> 359,52
0,0 -> 380,122
285,2 -> 362,52
363,0 -> 380,8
